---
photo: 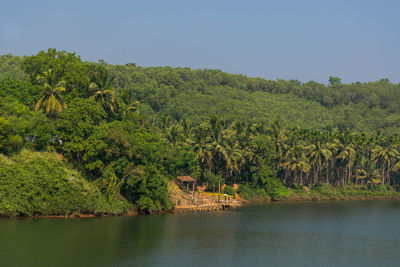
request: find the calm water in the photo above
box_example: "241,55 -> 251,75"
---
0,201 -> 399,267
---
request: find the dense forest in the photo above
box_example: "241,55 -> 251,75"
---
0,49 -> 399,216
3,52 -> 400,133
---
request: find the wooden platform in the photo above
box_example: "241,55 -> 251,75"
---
174,203 -> 240,213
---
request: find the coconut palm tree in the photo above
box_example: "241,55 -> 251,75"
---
166,124 -> 184,145
89,66 -> 115,112
275,131 -> 289,168
193,139 -> 214,172
335,144 -> 356,185
35,69 -> 67,116
307,141 -> 333,185
356,159 -> 382,187
127,101 -> 140,115
224,139 -> 244,182
372,145 -> 398,184
281,156 -> 311,185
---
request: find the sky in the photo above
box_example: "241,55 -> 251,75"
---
1,0 -> 399,83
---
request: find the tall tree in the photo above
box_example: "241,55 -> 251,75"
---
35,69 -> 67,116
89,65 -> 116,112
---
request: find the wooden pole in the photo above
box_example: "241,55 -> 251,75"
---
192,182 -> 195,204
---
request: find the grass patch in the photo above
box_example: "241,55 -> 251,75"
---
280,183 -> 400,201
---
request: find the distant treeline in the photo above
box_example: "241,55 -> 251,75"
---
1,52 -> 400,133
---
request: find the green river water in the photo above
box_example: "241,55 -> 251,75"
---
0,200 -> 399,266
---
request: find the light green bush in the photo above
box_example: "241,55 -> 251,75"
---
0,150 -> 131,216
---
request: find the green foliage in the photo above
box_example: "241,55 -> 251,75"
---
56,98 -> 106,160
203,171 -> 224,193
21,48 -> 90,98
106,64 -> 400,133
0,150 -> 131,216
254,167 -> 289,200
329,76 -> 342,87
34,69 -> 67,116
88,64 -> 116,115
0,117 -> 11,152
223,185 -> 235,197
293,183 -> 399,199
123,166 -> 173,214
237,184 -> 268,200
58,112 -> 175,213
264,178 -> 289,200
3,51 -> 400,133
0,96 -> 54,152
0,77 -> 42,106
162,144 -> 200,178
0,54 -> 26,80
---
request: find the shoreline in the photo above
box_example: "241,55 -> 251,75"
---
251,195 -> 400,205
2,194 -> 399,219
271,194 -> 400,203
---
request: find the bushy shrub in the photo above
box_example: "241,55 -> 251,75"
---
223,185 -> 235,197
264,177 -> 289,200
237,184 -> 267,200
123,165 -> 173,214
253,166 -> 289,200
0,150 -> 131,216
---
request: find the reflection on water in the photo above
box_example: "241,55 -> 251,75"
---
0,201 -> 399,266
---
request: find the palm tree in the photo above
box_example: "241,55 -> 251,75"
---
275,131 -> 289,168
324,140 -> 339,183
335,144 -> 356,185
127,101 -> 140,115
180,118 -> 193,143
35,69 -> 67,116
281,141 -> 312,184
224,139 -> 244,182
307,141 -> 333,185
371,145 -> 398,184
356,159 -> 381,187
193,131 -> 214,172
89,66 -> 115,112
166,124 -> 184,145
282,156 -> 311,185
161,116 -> 172,131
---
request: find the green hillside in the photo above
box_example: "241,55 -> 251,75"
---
108,65 -> 400,133
2,53 -> 400,133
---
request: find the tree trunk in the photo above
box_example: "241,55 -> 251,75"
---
387,162 -> 390,185
347,165 -> 351,183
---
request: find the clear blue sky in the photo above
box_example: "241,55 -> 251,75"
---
1,0 -> 399,83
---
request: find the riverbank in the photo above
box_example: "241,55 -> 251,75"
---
244,184 -> 400,204
277,193 -> 400,202
1,168 -> 399,218
2,193 -> 399,218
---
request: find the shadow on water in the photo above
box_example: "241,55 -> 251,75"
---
0,200 -> 399,266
